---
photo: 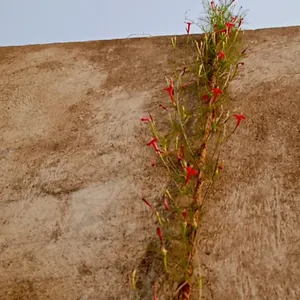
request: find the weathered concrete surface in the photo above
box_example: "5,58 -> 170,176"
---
0,26 -> 299,299
197,27 -> 300,300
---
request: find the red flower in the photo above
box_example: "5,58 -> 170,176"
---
159,103 -> 168,111
140,117 -> 150,122
217,51 -> 225,61
163,198 -> 169,210
225,22 -> 235,34
211,1 -> 216,10
211,87 -> 223,103
164,84 -> 175,104
233,113 -> 246,128
182,209 -> 187,221
185,22 -> 192,35
147,138 -> 163,153
215,22 -> 235,35
201,94 -> 210,104
157,227 -> 163,244
140,114 -> 153,122
185,166 -> 198,185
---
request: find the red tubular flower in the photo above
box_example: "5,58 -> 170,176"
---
163,198 -> 169,210
185,166 -> 198,185
141,114 -> 153,122
225,22 -> 235,34
233,113 -> 246,128
141,117 -> 150,122
185,22 -> 192,35
147,138 -> 163,153
216,22 -> 235,35
157,227 -> 163,244
159,103 -> 168,111
211,1 -> 216,10
182,209 -> 187,221
164,84 -> 175,104
217,51 -> 225,61
201,94 -> 210,104
211,87 -> 223,103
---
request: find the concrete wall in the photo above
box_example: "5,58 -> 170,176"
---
0,26 -> 299,299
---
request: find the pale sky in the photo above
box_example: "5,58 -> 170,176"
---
0,0 -> 299,46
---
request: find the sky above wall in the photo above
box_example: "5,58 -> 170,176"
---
0,0 -> 299,46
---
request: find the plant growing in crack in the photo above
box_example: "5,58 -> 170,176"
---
135,1 -> 248,299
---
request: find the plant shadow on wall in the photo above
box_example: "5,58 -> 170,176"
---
133,1 -> 248,299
